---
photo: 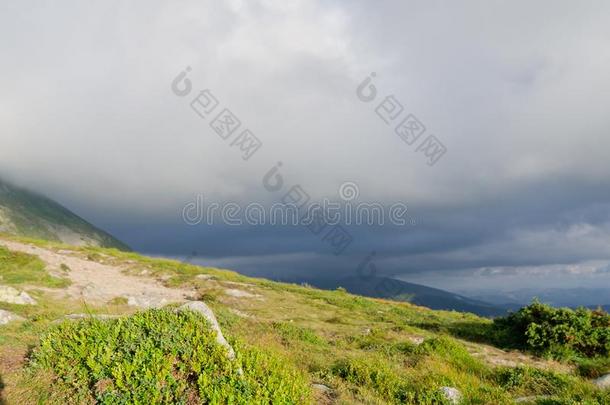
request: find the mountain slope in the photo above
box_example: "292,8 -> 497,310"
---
301,276 -> 506,317
0,236 -> 606,404
0,179 -> 129,250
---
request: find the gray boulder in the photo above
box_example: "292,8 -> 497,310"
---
0,285 -> 36,305
594,374 -> 610,389
0,309 -> 25,325
439,386 -> 461,404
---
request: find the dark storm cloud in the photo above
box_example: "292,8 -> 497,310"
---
1,1 -> 610,289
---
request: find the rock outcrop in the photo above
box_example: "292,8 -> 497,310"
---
0,285 -> 36,305
0,309 -> 25,325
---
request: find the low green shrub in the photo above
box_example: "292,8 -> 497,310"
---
495,366 -> 571,395
418,336 -> 489,377
330,357 -> 446,404
491,300 -> 610,359
574,356 -> 610,378
29,309 -> 311,404
494,366 -> 610,403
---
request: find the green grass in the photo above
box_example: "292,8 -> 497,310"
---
574,356 -> 610,378
0,246 -> 69,288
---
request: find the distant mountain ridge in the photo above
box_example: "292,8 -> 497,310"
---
292,275 -> 507,317
463,287 -> 610,311
0,179 -> 129,250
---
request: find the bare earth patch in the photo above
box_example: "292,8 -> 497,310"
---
0,240 -> 195,306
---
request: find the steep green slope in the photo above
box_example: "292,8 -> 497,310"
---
0,179 -> 129,250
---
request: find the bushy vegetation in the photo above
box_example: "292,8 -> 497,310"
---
491,300 -> 610,359
29,309 -> 311,404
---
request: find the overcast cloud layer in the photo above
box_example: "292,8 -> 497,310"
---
2,1 -> 610,291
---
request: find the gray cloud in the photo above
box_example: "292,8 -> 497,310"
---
2,1 -> 610,291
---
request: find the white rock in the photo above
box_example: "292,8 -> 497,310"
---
0,285 -> 37,305
196,274 -> 214,280
312,383 -> 333,393
439,387 -> 461,404
0,309 -> 24,325
594,374 -> 610,389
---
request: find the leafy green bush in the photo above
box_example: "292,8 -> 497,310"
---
491,300 -> 610,359
30,309 -> 311,404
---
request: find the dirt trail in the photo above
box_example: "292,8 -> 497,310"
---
0,240 -> 194,306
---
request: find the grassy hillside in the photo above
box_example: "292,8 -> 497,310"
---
0,235 -> 608,404
0,180 -> 129,250
302,276 -> 506,317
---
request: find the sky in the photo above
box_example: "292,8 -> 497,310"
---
2,0 -> 610,293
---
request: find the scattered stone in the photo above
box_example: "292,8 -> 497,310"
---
0,285 -> 37,305
515,396 -> 550,403
179,301 -> 238,363
312,383 -> 333,394
139,269 -> 151,276
0,309 -> 25,325
594,374 -> 610,389
407,336 -> 425,345
224,288 -> 261,298
224,281 -> 254,287
126,295 -> 168,308
229,308 -> 253,318
439,387 -> 461,404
